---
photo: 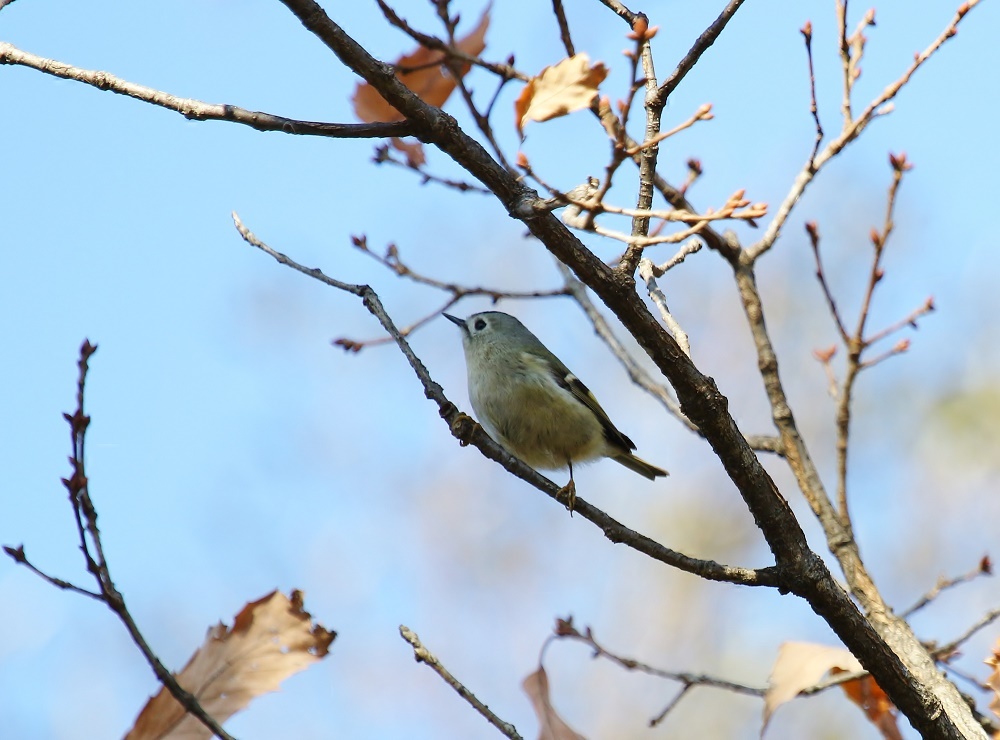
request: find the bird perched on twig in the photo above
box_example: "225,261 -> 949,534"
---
444,311 -> 667,512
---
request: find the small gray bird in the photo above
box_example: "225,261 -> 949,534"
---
444,311 -> 667,509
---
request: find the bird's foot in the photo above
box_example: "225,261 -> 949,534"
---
557,479 -> 577,516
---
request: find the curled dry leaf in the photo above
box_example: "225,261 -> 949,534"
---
985,638 -> 1000,724
522,666 -> 586,740
352,5 -> 490,123
125,590 -> 336,740
515,54 -> 609,138
763,642 -> 900,740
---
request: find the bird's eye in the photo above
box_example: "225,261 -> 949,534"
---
474,318 -> 487,331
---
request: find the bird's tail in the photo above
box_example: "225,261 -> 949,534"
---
612,453 -> 668,480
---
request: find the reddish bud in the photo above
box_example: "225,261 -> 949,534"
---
874,267 -> 885,281
925,296 -> 936,312
813,345 -> 838,363
864,8 -> 876,25
870,227 -> 882,246
893,338 -> 911,353
515,151 -> 529,169
980,554 -> 992,574
625,14 -> 659,41
889,151 -> 913,171
801,21 -> 813,40
554,616 -> 577,636
686,158 -> 702,174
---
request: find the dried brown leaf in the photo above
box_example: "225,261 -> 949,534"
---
763,642 -> 901,739
985,639 -> 1000,723
514,54 -> 609,138
837,671 -> 902,740
522,666 -> 586,740
351,5 -> 490,123
763,642 -> 863,732
125,590 -> 335,740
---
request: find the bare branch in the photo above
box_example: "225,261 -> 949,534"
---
596,0 -> 637,25
551,0 -> 576,56
554,617 -> 765,697
5,341 -> 234,740
800,22 -> 825,167
400,625 -> 522,739
654,0 -> 747,106
350,234 -> 568,301
652,238 -> 702,275
233,212 -> 780,588
902,556 -> 992,619
0,42 -> 414,140
805,221 -> 850,344
639,258 -> 691,357
375,0 -> 528,82
374,144 -> 491,193
3,545 -> 102,600
747,1 -> 979,261
934,609 -> 1000,658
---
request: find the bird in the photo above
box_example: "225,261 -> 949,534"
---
444,311 -> 667,511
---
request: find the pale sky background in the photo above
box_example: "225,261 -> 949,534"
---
2,1 -> 1000,738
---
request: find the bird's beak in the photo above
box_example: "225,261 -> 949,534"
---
443,313 -> 467,333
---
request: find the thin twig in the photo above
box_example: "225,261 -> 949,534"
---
374,144 -> 491,193
801,22 -> 825,167
649,684 -> 694,727
5,342 -> 234,740
934,609 -> 1000,658
400,625 -> 522,739
652,238 -> 703,275
617,16 -> 661,275
2,546 -> 102,600
902,556 -> 992,619
554,617 -> 765,696
375,0 -> 527,82
833,156 -> 909,528
596,0 -> 636,25
747,1 -> 980,261
865,296 -> 935,348
806,221 -> 850,344
639,258 -> 691,357
350,235 -> 567,301
0,43 -> 413,140
551,0 -> 576,56
654,0 -> 747,106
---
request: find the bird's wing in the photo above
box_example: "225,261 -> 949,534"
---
549,365 -> 637,453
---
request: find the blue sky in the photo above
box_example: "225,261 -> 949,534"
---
2,1 -> 999,738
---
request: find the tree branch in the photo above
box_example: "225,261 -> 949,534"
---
400,625 -> 522,739
653,0 -> 747,107
233,211 -> 779,588
747,0 -> 980,261
4,341 -> 234,740
0,42 -> 415,139
270,2 -> 989,733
